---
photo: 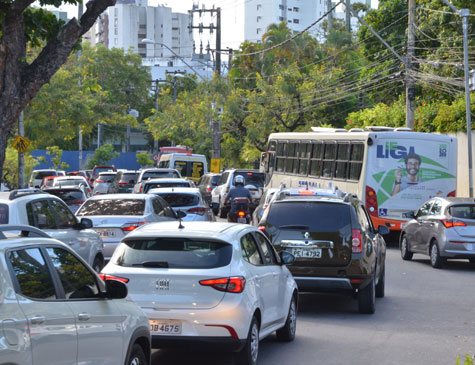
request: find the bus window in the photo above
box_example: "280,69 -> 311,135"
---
268,140 -> 277,152
322,143 -> 336,178
298,143 -> 310,175
334,142 -> 350,179
191,162 -> 204,179
175,161 -> 187,176
158,160 -> 170,168
276,141 -> 287,173
286,143 -> 298,174
349,143 -> 364,181
309,142 -> 323,176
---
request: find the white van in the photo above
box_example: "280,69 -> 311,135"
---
157,153 -> 208,183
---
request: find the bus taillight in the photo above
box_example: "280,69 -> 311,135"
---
447,190 -> 456,197
365,186 -> 378,217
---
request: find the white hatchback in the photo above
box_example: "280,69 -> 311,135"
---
101,221 -> 298,365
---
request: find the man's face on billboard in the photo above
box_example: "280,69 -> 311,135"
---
406,158 -> 420,176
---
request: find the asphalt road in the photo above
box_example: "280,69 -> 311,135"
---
151,245 -> 475,365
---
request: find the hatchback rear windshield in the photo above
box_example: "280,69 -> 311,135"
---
54,179 -> 85,187
93,167 -> 115,175
0,203 -> 8,224
77,199 -> 145,216
33,171 -> 56,179
449,205 -> 475,220
266,201 -> 351,231
144,182 -> 191,192
155,193 -> 200,207
97,174 -> 116,182
142,171 -> 180,180
114,238 -> 232,269
211,175 -> 221,186
235,172 -> 265,188
120,173 -> 138,182
47,190 -> 85,204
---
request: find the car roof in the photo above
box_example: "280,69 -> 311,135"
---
124,221 -> 255,241
87,193 -> 151,200
0,189 -> 52,202
0,225 -> 69,251
149,187 -> 200,194
144,178 -> 190,183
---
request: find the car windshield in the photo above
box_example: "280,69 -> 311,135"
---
0,203 -> 8,224
266,201 -> 351,231
211,175 -> 221,185
114,238 -> 232,269
77,199 -> 145,216
142,171 -> 180,180
449,204 -> 475,220
144,182 -> 191,192
155,193 -> 200,207
34,171 -> 56,179
47,190 -> 85,204
235,172 -> 265,188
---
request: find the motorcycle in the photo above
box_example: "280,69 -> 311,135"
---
227,197 -> 251,224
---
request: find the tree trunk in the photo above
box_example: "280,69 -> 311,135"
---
0,0 -> 116,185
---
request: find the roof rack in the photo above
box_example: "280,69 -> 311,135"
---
394,127 -> 412,132
0,225 -> 51,239
8,188 -> 47,201
348,128 -> 365,132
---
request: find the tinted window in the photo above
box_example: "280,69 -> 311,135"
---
53,178 -> 86,187
120,173 -> 138,182
27,200 -> 56,229
114,238 -> 232,269
34,171 -> 57,179
218,172 -> 229,185
47,189 -> 85,204
240,234 -> 263,265
142,171 -> 180,180
0,203 -> 8,224
98,173 -> 116,182
46,247 -> 99,299
9,248 -> 57,299
267,201 -> 351,231
211,175 -> 221,185
50,200 -> 76,228
156,193 -> 200,207
77,199 -> 145,216
152,198 -> 165,215
93,167 -> 115,175
234,172 -> 265,188
191,162 -> 204,179
449,204 -> 475,219
254,232 -> 276,264
174,161 -> 187,176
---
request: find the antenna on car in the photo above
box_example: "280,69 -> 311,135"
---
178,209 -> 184,229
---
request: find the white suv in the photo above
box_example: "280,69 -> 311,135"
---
0,225 -> 151,365
0,189 -> 104,271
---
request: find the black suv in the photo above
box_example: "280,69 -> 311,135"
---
197,172 -> 221,206
259,187 -> 389,314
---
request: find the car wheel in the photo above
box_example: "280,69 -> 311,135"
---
218,201 -> 227,219
236,316 -> 259,365
276,295 -> 297,342
400,234 -> 413,261
375,264 -> 385,298
211,202 -> 219,216
92,256 -> 103,273
430,240 -> 445,269
358,278 -> 375,314
127,343 -> 147,365
468,258 -> 475,264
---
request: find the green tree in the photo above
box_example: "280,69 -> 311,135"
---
2,147 -> 38,190
87,144 -> 119,169
37,146 -> 69,171
0,0 -> 116,185
136,152 -> 153,168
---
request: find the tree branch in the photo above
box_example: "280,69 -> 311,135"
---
10,0 -> 35,14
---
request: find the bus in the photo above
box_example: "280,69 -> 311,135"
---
157,153 -> 208,183
259,126 -> 457,232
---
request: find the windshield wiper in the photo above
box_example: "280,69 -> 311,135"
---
134,261 -> 169,268
279,225 -> 309,230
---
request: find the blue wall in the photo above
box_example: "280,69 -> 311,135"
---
31,150 -> 142,171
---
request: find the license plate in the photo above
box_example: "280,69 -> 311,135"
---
237,217 -> 247,223
291,248 -> 322,258
96,230 -> 115,238
149,320 -> 182,335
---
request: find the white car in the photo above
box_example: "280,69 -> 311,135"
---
101,221 -> 298,365
142,178 -> 194,193
0,225 -> 151,365
29,169 -> 58,188
133,168 -> 182,193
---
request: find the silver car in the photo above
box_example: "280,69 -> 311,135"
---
76,194 -> 178,260
0,225 -> 151,365
92,172 -> 118,195
400,197 -> 475,268
142,178 -> 193,194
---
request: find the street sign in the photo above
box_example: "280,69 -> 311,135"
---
12,135 -> 30,153
210,158 -> 220,173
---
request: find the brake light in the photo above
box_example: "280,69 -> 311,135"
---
95,179 -> 104,183
298,190 -> 315,195
447,190 -> 456,197
440,219 -> 466,228
247,172 -> 253,175
199,277 -> 246,293
118,181 -> 128,185
121,222 -> 149,232
258,226 -> 266,232
139,186 -> 143,192
206,186 -> 212,192
352,229 -> 362,253
365,186 -> 378,217
99,274 -> 129,283
72,200 -> 85,205
238,211 -> 246,217
187,207 -> 207,215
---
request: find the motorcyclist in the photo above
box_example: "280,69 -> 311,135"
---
224,175 -> 252,222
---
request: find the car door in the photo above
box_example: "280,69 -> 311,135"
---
425,199 -> 443,253
7,247 -> 78,365
44,246 -> 124,365
413,200 -> 434,253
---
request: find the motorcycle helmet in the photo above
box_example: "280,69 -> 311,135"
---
234,175 -> 245,186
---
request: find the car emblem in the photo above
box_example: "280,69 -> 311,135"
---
304,232 -> 310,239
156,279 -> 170,290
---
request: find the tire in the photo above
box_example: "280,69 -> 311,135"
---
127,343 -> 147,365
218,201 -> 227,219
358,279 -> 375,314
92,256 -> 103,273
236,316 -> 259,365
468,258 -> 475,264
430,240 -> 445,269
212,202 -> 219,216
400,234 -> 413,261
276,295 -> 297,342
375,265 -> 385,298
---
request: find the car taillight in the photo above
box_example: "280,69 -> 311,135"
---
121,222 -> 149,232
206,186 -> 212,192
447,190 -> 456,197
99,274 -> 129,283
440,219 -> 466,228
119,181 -> 128,185
365,186 -> 378,217
352,229 -> 362,253
258,226 -> 266,232
187,207 -> 207,215
139,186 -> 143,192
199,277 -> 246,293
238,211 -> 246,217
72,200 -> 85,205
95,179 -> 104,183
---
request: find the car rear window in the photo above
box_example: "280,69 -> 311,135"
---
155,193 -> 200,207
142,171 -> 180,180
449,205 -> 475,219
0,203 -> 8,224
54,179 -> 85,187
93,167 -> 115,175
211,175 -> 221,186
47,190 -> 85,204
77,199 -> 145,216
144,182 -> 191,192
266,201 -> 351,231
120,173 -> 138,182
235,172 -> 265,188
114,238 -> 232,269
34,171 -> 57,179
98,174 -> 116,182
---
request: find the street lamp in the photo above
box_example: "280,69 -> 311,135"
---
141,39 -> 205,81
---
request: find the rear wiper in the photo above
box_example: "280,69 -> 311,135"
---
279,225 -> 309,230
135,261 -> 169,268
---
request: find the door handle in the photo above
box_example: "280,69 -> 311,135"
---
30,315 -> 45,325
78,313 -> 91,321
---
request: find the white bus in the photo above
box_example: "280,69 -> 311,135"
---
260,127 -> 457,232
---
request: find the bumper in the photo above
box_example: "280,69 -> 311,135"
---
103,241 -> 120,260
370,215 -> 406,231
295,276 -> 353,292
152,335 -> 246,351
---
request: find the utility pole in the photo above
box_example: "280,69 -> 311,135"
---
18,112 -> 24,188
216,7 -> 221,75
345,0 -> 351,33
78,3 -> 84,170
153,80 -> 159,157
211,103 -> 221,173
406,0 -> 416,129
126,90 -> 131,153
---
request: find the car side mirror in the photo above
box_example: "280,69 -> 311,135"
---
405,211 -> 415,219
176,210 -> 187,219
279,251 -> 295,266
105,279 -> 128,299
377,225 -> 390,236
79,217 -> 93,229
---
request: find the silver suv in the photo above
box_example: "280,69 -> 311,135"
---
0,225 -> 151,365
0,189 -> 104,271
